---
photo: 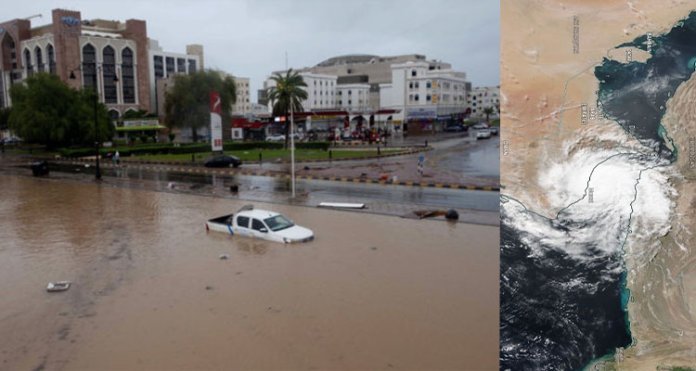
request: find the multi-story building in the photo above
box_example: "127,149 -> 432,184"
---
336,83 -> 370,112
232,76 -> 250,116
0,9 -> 151,120
263,54 -> 469,135
148,39 -> 202,115
264,72 -> 337,112
468,85 -> 500,119
379,61 -> 470,132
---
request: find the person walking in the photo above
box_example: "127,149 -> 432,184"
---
114,150 -> 120,166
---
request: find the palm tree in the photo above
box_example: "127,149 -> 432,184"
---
266,69 -> 308,149
483,107 -> 494,123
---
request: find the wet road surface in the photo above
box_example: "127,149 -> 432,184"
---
0,175 -> 499,370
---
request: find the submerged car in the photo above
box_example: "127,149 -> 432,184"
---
206,205 -> 314,243
204,155 -> 241,168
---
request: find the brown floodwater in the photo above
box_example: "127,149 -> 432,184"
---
0,175 -> 499,370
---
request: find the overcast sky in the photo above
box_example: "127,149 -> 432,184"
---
8,0 -> 499,101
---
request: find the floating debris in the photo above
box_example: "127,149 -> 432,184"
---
318,202 -> 366,209
219,254 -> 230,260
46,281 -> 71,292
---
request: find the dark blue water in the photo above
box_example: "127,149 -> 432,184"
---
499,212 -> 631,370
595,11 -> 696,158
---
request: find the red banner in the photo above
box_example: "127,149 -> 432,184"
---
209,91 -> 221,114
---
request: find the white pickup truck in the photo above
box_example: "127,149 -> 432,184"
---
206,205 -> 314,244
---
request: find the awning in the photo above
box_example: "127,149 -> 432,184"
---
232,118 -> 265,129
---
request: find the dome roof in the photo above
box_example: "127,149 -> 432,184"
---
316,54 -> 379,67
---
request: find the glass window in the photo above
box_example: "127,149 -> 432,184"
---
236,216 -> 250,228
188,59 -> 196,74
177,58 -> 186,73
411,70 -> 416,77
264,215 -> 294,231
426,81 -> 431,89
82,44 -> 96,89
122,47 -> 135,104
24,49 -> 33,77
252,219 -> 267,232
165,57 -> 175,76
47,44 -> 56,74
154,55 -> 164,78
35,46 -> 43,72
102,46 -> 117,103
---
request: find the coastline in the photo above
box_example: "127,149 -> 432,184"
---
616,57 -> 696,370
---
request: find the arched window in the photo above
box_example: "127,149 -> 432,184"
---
35,46 -> 43,72
102,46 -> 117,103
47,44 -> 56,74
82,44 -> 96,90
24,49 -> 33,77
121,47 -> 135,104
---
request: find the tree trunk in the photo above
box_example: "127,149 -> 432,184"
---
192,126 -> 198,143
284,116 -> 290,149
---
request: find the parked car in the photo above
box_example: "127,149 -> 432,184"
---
472,123 -> 489,130
204,155 -> 241,168
476,129 -> 492,139
444,124 -> 465,132
2,136 -> 22,145
489,126 -> 499,135
266,134 -> 285,142
206,204 -> 314,243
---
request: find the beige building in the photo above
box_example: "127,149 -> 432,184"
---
468,85 -> 500,119
232,76 -> 250,115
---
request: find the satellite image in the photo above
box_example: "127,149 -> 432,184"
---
501,1 -> 696,369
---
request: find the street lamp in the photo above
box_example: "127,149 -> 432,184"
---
69,63 -> 118,181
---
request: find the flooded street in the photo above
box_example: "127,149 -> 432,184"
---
0,175 -> 499,370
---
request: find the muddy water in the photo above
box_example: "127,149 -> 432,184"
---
0,175 -> 499,370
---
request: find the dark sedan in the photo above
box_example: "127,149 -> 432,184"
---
204,155 -> 242,168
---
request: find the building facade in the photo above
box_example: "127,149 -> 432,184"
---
148,39 -> 202,115
468,85 -> 500,119
264,72 -> 337,112
263,54 -> 469,133
0,9 -> 151,120
379,61 -> 469,132
232,76 -> 250,115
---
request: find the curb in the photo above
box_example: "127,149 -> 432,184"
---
56,147 -> 432,167
55,159 -> 499,192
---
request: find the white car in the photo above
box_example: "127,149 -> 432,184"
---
472,123 -> 489,130
476,129 -> 492,139
206,205 -> 314,243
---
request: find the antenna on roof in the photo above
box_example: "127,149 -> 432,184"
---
23,14 -> 42,21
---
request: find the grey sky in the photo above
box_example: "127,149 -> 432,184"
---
8,0 -> 499,101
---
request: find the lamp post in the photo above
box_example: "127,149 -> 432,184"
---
70,63 -> 118,181
290,103 -> 296,198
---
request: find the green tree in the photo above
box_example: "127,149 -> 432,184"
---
483,107 -> 494,123
8,73 -> 112,148
267,69 -> 308,149
164,70 -> 236,142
